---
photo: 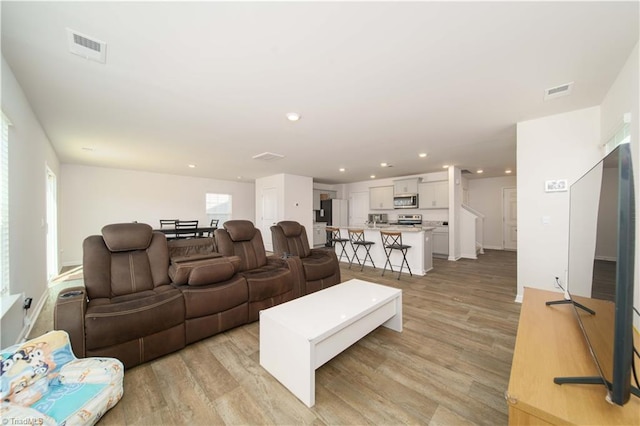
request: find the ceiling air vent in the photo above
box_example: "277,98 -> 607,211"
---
252,152 -> 285,161
544,82 -> 573,101
66,28 -> 107,63
461,169 -> 472,174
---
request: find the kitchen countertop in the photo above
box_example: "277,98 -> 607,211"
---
337,225 -> 436,233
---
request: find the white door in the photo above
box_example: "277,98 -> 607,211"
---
503,187 -> 517,250
46,166 -> 58,280
349,192 -> 369,227
261,187 -> 278,252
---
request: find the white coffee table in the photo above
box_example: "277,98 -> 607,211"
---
259,278 -> 402,407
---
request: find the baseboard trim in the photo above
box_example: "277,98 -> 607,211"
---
17,287 -> 49,343
514,293 -> 523,304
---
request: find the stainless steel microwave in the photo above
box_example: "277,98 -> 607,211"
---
393,194 -> 418,209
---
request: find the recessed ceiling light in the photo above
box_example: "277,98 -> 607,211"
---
418,153 -> 427,158
505,169 -> 512,174
370,175 -> 376,179
188,164 -> 196,168
286,112 -> 301,121
339,168 -> 345,172
443,165 -> 449,169
380,162 -> 388,167
237,176 -> 243,180
477,169 -> 484,174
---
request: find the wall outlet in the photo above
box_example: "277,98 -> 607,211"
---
23,297 -> 33,310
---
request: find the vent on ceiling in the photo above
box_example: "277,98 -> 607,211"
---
252,152 -> 285,161
544,82 -> 573,101
66,28 -> 107,63
461,169 -> 472,174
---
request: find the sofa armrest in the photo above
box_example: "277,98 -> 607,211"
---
53,287 -> 87,358
267,255 -> 305,299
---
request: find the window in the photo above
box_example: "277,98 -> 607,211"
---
1,112 -> 11,296
206,193 -> 232,226
604,116 -> 630,155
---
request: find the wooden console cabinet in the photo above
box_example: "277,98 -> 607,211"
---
507,287 -> 640,425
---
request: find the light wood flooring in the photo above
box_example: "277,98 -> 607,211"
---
34,249 -> 519,425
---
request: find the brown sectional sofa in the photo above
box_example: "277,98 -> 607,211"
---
54,220 -> 337,369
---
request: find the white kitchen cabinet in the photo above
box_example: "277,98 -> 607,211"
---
313,223 -> 327,247
432,229 -> 449,257
369,186 -> 394,210
419,181 -> 449,209
393,178 -> 420,195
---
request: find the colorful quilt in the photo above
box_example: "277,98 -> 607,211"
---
1,330 -> 123,425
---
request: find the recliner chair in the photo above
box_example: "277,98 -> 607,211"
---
271,221 -> 341,294
214,220 -> 304,321
55,223 -> 186,368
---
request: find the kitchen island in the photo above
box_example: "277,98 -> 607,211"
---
334,226 -> 434,276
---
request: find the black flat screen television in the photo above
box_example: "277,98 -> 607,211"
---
557,142 -> 638,405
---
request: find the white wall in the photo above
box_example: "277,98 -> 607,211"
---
1,56 -> 60,346
516,106 -> 602,301
599,42 -> 639,329
255,173 -> 313,249
468,176 -> 517,250
59,165 -> 255,265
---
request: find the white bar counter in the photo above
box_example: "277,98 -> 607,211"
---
334,226 -> 434,276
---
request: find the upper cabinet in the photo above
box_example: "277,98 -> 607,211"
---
369,186 -> 394,210
419,181 -> 449,209
393,178 -> 421,195
313,189 -> 337,210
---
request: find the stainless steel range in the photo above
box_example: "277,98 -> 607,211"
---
397,214 -> 422,225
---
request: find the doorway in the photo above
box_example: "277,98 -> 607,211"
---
260,187 -> 277,252
46,166 -> 58,280
502,187 -> 517,250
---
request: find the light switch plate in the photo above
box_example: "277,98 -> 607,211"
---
545,179 -> 567,192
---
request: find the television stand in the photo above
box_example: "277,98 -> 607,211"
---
553,376 -> 640,398
507,288 -> 640,425
545,298 -> 596,315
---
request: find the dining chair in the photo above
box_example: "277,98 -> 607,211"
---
159,219 -> 177,239
175,220 -> 199,239
208,219 -> 219,237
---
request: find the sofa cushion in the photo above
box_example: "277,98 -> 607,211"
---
167,237 -> 217,260
278,221 -> 303,238
301,251 -> 337,282
188,261 -> 236,286
84,286 -> 185,350
240,263 -> 294,302
180,275 -> 248,318
169,256 -> 237,285
101,223 -> 153,252
224,220 -> 257,242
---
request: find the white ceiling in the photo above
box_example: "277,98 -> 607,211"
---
2,1 -> 638,184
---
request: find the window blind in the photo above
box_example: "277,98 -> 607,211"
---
0,112 -> 10,296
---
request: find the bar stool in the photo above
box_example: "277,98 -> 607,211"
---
327,226 -> 349,262
380,230 -> 412,279
348,229 -> 376,271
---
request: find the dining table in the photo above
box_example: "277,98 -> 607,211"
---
153,226 -> 217,239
